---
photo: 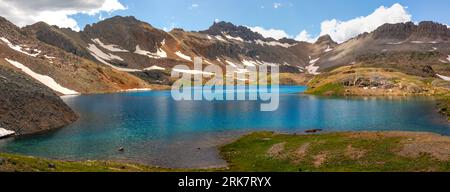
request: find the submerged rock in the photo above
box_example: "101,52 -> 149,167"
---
305,129 -> 323,133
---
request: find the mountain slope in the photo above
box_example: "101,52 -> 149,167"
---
0,60 -> 77,135
25,17 -> 330,74
0,16 -> 150,94
314,22 -> 450,78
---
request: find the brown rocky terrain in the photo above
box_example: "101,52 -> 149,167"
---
1,16 -> 151,94
0,61 -> 77,135
314,22 -> 450,77
23,17 -> 336,75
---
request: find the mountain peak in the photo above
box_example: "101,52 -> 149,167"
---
315,35 -> 337,45
200,21 -> 265,41
85,16 -> 150,30
105,16 -> 139,23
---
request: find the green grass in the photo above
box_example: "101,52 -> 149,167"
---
219,132 -> 450,172
305,83 -> 344,96
0,153 -> 207,172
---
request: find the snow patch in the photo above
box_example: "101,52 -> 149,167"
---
437,74 -> 450,81
306,58 -> 320,75
235,68 -> 249,74
306,64 -> 320,75
87,44 -> 139,72
242,60 -> 258,67
88,44 -> 124,61
204,60 -> 213,65
0,128 -> 15,138
309,58 -> 320,64
175,51 -> 192,61
255,40 -> 296,48
224,34 -> 244,42
44,55 -> 56,59
1,37 -> 41,57
257,60 -> 279,67
215,35 -> 227,42
5,58 -> 79,95
429,47 -> 438,52
135,45 -> 167,59
173,68 -> 214,75
123,88 -> 153,92
324,46 -> 333,53
410,41 -> 424,44
387,41 -> 404,45
225,60 -> 237,67
144,66 -> 165,71
447,55 -> 450,62
92,38 -> 128,52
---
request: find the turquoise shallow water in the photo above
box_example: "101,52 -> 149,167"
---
0,86 -> 449,168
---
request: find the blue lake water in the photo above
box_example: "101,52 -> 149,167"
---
0,86 -> 449,168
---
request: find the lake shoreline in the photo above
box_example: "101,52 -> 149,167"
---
1,86 -> 448,170
2,130 -> 450,172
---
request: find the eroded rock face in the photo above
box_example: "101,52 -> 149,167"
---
372,21 -> 450,41
372,22 -> 417,40
0,66 -> 78,135
200,21 -> 266,42
22,22 -> 93,59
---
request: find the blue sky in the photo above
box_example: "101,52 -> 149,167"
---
72,0 -> 450,37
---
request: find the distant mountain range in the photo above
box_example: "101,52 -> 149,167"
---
17,16 -> 450,79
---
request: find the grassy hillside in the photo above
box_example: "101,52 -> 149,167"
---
306,65 -> 450,96
220,132 -> 450,172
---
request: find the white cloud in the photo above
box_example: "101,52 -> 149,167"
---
273,3 -> 282,9
294,30 -> 316,43
0,0 -> 126,31
163,22 -> 177,32
191,4 -> 199,8
318,3 -> 411,43
248,26 -> 290,40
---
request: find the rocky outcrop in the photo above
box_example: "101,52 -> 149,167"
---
200,21 -> 265,42
372,22 -> 416,40
22,22 -> 93,59
373,21 -> 450,41
0,64 -> 78,135
315,35 -> 338,47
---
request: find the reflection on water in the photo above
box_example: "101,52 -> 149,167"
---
0,86 -> 449,168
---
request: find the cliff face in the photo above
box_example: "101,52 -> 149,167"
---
372,21 -> 450,41
0,63 -> 78,135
